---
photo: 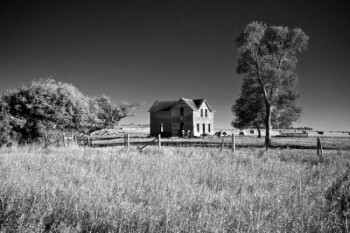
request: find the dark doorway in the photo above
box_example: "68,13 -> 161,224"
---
180,122 -> 184,136
202,124 -> 205,134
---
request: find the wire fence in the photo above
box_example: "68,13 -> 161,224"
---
52,132 -> 349,152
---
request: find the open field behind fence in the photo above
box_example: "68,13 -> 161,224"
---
121,126 -> 350,138
76,133 -> 350,151
0,146 -> 349,232
218,129 -> 350,138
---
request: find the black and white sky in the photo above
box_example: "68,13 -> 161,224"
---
1,0 -> 349,130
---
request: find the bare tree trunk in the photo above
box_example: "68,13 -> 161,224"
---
265,103 -> 272,149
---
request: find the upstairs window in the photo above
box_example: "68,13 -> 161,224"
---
205,109 -> 208,117
180,107 -> 184,116
201,109 -> 203,117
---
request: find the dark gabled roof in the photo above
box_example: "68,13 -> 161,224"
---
148,98 -> 214,112
193,99 -> 205,108
180,98 -> 198,111
148,100 -> 178,112
193,98 -> 214,112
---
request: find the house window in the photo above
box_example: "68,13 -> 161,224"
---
205,109 -> 208,117
197,124 -> 200,132
180,107 -> 184,116
201,109 -> 203,117
208,124 -> 211,133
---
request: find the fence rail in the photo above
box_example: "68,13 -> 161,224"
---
74,133 -> 237,152
26,132 -> 346,152
76,134 -> 134,147
87,135 -> 125,141
280,132 -> 308,138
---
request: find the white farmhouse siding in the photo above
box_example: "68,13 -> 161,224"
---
193,102 -> 214,137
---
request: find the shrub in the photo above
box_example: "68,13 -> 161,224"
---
0,78 -> 137,146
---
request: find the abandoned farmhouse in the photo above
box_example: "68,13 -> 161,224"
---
149,98 -> 214,137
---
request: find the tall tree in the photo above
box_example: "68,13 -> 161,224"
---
235,21 -> 308,148
232,75 -> 302,137
232,77 -> 265,137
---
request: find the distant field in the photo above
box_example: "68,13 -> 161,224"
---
0,146 -> 349,232
158,136 -> 350,150
114,126 -> 350,150
89,135 -> 350,150
218,129 -> 350,138
120,126 -> 350,138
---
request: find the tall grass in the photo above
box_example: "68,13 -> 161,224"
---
0,145 -> 349,232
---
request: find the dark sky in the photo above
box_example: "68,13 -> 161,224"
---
1,0 -> 349,130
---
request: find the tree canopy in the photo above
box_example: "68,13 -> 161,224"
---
0,78 -> 136,145
89,95 -> 137,132
232,77 -> 264,133
235,21 -> 308,148
232,76 -> 302,137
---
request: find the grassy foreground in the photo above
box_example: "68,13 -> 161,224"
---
0,146 -> 349,232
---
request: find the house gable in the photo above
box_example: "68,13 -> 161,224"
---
192,100 -> 214,136
193,99 -> 214,112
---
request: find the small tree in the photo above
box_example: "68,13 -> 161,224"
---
92,95 -> 137,130
235,21 -> 308,148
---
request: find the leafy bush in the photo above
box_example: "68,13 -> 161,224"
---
0,78 -> 136,146
0,102 -> 21,145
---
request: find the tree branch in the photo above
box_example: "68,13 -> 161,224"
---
253,52 -> 270,106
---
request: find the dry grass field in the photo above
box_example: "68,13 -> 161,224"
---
0,145 -> 350,232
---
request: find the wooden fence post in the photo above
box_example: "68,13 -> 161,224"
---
56,134 -> 60,147
62,132 -> 66,147
158,134 -> 161,150
88,137 -> 92,147
232,133 -> 235,153
220,138 -> 224,152
317,137 -> 323,156
127,134 -> 130,149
